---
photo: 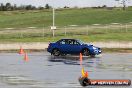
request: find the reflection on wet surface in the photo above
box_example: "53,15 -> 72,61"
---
0,74 -> 36,85
0,52 -> 131,88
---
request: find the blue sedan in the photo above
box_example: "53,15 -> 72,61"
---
47,39 -> 101,57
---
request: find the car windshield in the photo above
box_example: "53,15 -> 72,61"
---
77,40 -> 85,45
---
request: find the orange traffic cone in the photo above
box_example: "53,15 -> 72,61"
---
85,71 -> 89,78
24,53 -> 29,62
19,46 -> 24,54
80,53 -> 83,66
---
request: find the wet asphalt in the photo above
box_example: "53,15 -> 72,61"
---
0,52 -> 131,88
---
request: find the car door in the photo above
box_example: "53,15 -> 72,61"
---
59,39 -> 81,54
59,39 -> 70,53
67,39 -> 81,54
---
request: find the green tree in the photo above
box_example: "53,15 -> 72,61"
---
25,5 -> 36,10
5,2 -> 12,11
45,4 -> 50,9
0,3 -> 5,11
25,5 -> 32,10
13,4 -> 17,10
0,3 -> 2,11
38,6 -> 44,10
115,0 -> 129,10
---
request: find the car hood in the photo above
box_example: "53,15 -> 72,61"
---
83,44 -> 100,49
83,43 -> 93,46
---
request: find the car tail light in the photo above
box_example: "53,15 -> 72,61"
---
48,43 -> 51,48
48,44 -> 50,48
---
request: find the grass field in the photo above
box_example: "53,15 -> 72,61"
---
0,8 -> 132,28
0,8 -> 132,42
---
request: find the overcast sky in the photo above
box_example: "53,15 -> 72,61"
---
0,0 -> 132,7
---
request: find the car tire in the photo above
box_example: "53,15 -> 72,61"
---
90,55 -> 95,57
82,49 -> 90,56
52,49 -> 60,56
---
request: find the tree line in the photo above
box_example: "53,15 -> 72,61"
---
0,1 -> 130,11
0,3 -> 52,11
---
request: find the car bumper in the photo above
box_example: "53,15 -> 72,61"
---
47,48 -> 52,53
93,49 -> 102,55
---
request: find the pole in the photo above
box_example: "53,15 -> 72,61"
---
53,29 -> 55,37
52,8 -> 55,37
53,8 -> 55,27
43,24 -> 45,37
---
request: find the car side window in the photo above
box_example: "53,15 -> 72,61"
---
67,40 -> 74,45
59,39 -> 80,45
60,40 -> 66,44
74,41 -> 80,45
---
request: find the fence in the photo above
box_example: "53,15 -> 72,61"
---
0,23 -> 132,41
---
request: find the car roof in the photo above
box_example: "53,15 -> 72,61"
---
61,38 -> 78,40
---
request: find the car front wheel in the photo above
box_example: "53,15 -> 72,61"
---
61,53 -> 67,56
82,49 -> 90,56
90,55 -> 95,57
52,49 -> 60,56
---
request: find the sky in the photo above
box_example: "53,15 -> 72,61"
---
0,0 -> 132,8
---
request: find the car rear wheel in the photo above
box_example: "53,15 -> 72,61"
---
82,49 -> 90,56
52,49 -> 60,56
